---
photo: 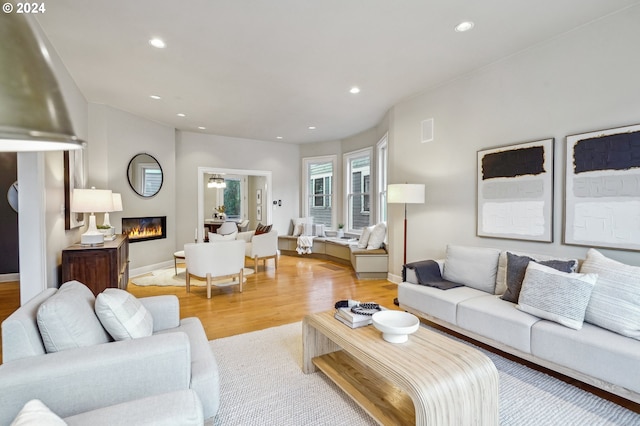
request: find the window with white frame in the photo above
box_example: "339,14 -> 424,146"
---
303,155 -> 336,228
344,148 -> 372,232
377,134 -> 388,223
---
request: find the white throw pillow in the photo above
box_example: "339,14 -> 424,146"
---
581,249 -> 640,339
517,262 -> 597,330
291,217 -> 313,236
95,289 -> 154,341
442,245 -> 501,293
209,231 -> 237,241
358,225 -> 374,249
37,281 -> 111,353
10,400 -> 66,426
367,223 -> 386,250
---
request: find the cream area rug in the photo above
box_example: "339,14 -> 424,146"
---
131,267 -> 254,287
208,322 -> 640,425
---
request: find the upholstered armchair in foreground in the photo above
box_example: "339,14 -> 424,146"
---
0,281 -> 219,424
236,229 -> 278,272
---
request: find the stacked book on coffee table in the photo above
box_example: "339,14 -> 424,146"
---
334,307 -> 374,328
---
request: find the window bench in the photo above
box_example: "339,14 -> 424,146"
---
277,236 -> 388,279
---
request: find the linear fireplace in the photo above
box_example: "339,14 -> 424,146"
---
122,216 -> 167,243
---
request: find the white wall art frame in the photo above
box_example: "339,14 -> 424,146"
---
565,123 -> 640,251
477,138 -> 554,242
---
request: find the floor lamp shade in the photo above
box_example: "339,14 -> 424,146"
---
387,184 -> 425,204
387,183 -> 425,266
0,13 -> 84,152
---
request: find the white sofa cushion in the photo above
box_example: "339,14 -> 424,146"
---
10,399 -> 66,426
516,262 -> 597,330
36,281 -> 111,353
581,248 -> 640,339
442,245 -> 501,294
367,222 -> 386,250
531,320 -> 640,395
457,294 -> 542,354
95,289 -> 154,341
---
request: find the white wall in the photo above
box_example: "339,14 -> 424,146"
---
88,104 -> 176,271
175,131 -> 300,251
387,5 -> 640,278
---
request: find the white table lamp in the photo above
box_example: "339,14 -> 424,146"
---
71,187 -> 113,245
102,193 -> 123,228
387,183 -> 425,266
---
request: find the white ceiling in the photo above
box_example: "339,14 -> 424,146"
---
36,0 -> 639,144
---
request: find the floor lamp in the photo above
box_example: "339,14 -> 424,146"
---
387,184 -> 425,266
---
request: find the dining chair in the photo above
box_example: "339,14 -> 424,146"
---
184,240 -> 246,299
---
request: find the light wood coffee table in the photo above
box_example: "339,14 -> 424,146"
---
303,311 -> 498,425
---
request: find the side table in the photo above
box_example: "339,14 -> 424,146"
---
173,250 -> 185,275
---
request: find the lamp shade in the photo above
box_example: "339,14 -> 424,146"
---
110,193 -> 123,212
71,188 -> 113,213
387,184 -> 425,204
0,13 -> 84,152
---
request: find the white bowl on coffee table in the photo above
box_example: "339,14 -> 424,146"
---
372,311 -> 420,343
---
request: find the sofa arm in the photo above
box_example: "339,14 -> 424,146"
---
65,390 -> 203,426
140,295 -> 180,331
0,332 -> 192,424
250,230 -> 278,258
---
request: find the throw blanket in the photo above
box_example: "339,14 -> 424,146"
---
403,260 -> 463,290
296,236 -> 315,255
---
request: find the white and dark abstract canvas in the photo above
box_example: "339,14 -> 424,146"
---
565,124 -> 640,251
477,139 -> 554,242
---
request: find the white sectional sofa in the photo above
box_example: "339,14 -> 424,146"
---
398,245 -> 640,404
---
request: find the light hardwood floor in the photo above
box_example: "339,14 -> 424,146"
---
0,254 -> 399,361
1,254 -> 638,413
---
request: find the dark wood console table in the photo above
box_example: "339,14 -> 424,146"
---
61,235 -> 129,296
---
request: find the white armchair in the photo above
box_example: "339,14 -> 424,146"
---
184,240 -> 246,298
236,229 -> 278,272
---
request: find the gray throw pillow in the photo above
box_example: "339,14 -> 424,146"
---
501,252 -> 578,303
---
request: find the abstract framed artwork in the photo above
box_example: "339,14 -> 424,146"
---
64,149 -> 85,230
477,138 -> 554,242
564,123 -> 640,251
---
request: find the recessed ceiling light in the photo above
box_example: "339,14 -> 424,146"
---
308,126 -> 316,130
177,113 -> 186,117
149,38 -> 166,49
276,136 -> 283,140
198,126 -> 206,130
149,95 -> 161,100
349,87 -> 361,94
455,21 -> 474,32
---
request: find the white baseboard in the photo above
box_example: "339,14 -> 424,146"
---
387,273 -> 402,284
0,273 -> 19,283
130,260 -> 174,278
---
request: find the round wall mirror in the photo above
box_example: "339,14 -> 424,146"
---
127,153 -> 163,197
